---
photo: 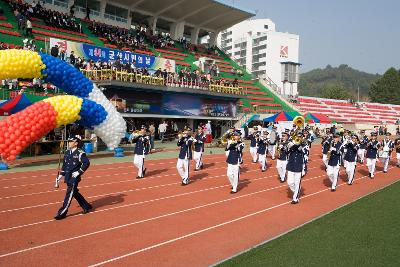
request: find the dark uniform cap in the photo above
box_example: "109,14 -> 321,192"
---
333,134 -> 340,138
68,136 -> 81,142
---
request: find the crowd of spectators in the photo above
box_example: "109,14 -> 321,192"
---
8,0 -> 82,34
88,21 -> 152,52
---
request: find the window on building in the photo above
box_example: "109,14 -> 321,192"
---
105,4 -> 128,22
264,25 -> 268,29
75,0 -> 101,16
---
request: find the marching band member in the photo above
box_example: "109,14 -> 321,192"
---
366,132 -> 380,178
343,134 -> 360,185
358,130 -> 368,163
130,126 -> 150,179
322,134 -> 332,168
286,132 -> 306,204
225,131 -> 245,193
327,134 -> 342,191
395,137 -> 400,167
341,130 -> 350,166
379,132 -> 394,173
302,131 -> 310,177
276,132 -> 289,182
249,126 -> 259,163
268,126 -> 278,160
257,132 -> 269,172
193,127 -> 206,171
176,128 -> 194,185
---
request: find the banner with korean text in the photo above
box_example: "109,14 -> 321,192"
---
49,38 -> 175,72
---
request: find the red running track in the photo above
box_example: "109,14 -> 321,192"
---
0,146 -> 399,266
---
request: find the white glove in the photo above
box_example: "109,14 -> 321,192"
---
72,171 -> 80,178
55,175 -> 63,188
330,147 -> 336,152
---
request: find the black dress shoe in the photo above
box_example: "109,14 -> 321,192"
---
383,170 -> 387,173
54,214 -> 67,220
230,190 -> 237,194
331,188 -> 336,192
291,200 -> 299,204
261,169 -> 266,172
280,180 -> 285,183
136,176 -> 144,179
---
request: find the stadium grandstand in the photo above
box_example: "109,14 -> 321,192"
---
0,0 -> 295,130
0,0 -> 398,132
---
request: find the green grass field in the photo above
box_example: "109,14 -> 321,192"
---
218,180 -> 400,267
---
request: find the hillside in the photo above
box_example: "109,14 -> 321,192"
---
299,64 -> 381,100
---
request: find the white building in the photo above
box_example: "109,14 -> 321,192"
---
217,19 -> 300,96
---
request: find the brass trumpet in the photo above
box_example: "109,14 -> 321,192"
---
177,131 -> 184,139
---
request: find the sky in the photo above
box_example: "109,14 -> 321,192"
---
219,0 -> 400,74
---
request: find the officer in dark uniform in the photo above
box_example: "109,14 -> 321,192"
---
286,132 -> 307,204
54,136 -> 92,220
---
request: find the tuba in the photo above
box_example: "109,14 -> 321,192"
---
293,116 -> 305,128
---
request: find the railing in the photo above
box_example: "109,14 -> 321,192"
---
80,69 -> 164,86
80,69 -> 244,95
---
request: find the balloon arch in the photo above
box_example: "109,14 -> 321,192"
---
0,49 -> 126,161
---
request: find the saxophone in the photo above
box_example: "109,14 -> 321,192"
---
275,138 -> 281,158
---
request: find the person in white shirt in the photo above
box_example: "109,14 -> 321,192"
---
158,121 -> 167,142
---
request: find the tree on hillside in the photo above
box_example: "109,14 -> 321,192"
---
299,65 -> 381,99
369,68 -> 400,105
322,84 -> 353,100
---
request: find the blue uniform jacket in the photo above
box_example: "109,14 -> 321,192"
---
249,134 -> 258,148
178,137 -> 193,160
344,142 -> 359,162
359,136 -> 369,149
322,137 -> 332,154
194,134 -> 206,152
132,135 -> 150,155
257,138 -> 268,155
286,144 -> 305,173
226,141 -> 245,165
60,148 -> 90,184
328,141 -> 342,166
366,140 -> 380,159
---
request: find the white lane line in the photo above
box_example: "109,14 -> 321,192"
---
88,169 -> 395,267
0,158 -> 237,192
0,167 -> 267,214
0,172 -> 324,233
0,173 -> 328,258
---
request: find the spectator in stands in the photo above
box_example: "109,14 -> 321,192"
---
25,17 -> 33,37
69,51 -> 76,65
50,44 -> 59,58
85,6 -> 90,20
69,3 -> 75,16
